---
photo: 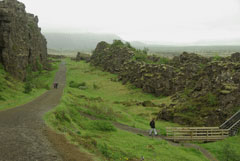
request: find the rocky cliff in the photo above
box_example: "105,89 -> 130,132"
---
91,41 -> 240,126
0,0 -> 47,80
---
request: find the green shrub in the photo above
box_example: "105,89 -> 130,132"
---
36,59 -> 43,74
24,81 -> 32,94
134,52 -> 148,62
221,143 -> 240,161
125,42 -> 132,48
69,81 -> 87,89
143,47 -> 149,54
112,40 -> 125,47
0,64 -> 4,70
93,83 -> 100,90
98,143 -> 112,158
207,93 -> 218,106
157,57 -> 170,64
85,102 -> 117,120
92,120 -> 116,132
54,110 -> 71,123
0,95 -> 5,101
34,81 -> 50,90
213,54 -> 222,61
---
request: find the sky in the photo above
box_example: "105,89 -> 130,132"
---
19,0 -> 240,45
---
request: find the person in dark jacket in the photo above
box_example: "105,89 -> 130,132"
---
53,82 -> 59,89
149,118 -> 158,136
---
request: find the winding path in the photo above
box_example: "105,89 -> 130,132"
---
0,62 -> 93,161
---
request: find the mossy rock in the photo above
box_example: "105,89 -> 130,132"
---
142,100 -> 155,107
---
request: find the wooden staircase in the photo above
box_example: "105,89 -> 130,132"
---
220,110 -> 240,136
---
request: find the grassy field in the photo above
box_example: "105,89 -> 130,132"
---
45,59 -> 211,161
0,60 -> 60,111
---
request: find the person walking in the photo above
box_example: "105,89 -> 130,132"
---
149,118 -> 158,136
53,82 -> 58,89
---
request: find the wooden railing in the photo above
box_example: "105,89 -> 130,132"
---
166,127 -> 229,142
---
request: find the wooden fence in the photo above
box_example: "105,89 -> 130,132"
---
166,127 -> 229,142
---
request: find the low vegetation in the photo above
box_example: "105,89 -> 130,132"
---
45,59 -> 211,161
0,59 -> 60,111
200,134 -> 240,161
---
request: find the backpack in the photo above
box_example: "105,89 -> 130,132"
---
150,120 -> 154,127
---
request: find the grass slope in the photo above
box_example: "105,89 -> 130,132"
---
0,60 -> 59,111
45,59 -> 209,161
200,135 -> 240,161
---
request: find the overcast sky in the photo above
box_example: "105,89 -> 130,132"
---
19,0 -> 240,45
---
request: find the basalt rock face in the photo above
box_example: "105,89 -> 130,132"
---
159,56 -> 240,126
0,0 -> 47,80
91,42 -> 207,96
91,41 -> 240,126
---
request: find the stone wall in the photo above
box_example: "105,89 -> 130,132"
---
0,0 -> 47,80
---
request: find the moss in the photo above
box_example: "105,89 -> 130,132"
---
220,90 -> 231,94
223,83 -> 238,91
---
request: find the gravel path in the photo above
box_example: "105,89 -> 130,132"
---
0,62 -> 93,161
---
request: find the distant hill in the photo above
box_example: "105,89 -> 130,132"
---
44,32 -> 240,57
43,33 -> 122,52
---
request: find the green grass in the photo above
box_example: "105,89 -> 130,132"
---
45,59 -> 210,161
199,134 -> 240,161
0,60 -> 60,111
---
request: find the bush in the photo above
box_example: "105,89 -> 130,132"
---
36,59 -> 43,74
98,143 -> 112,158
54,110 -> 71,123
213,54 -> 222,61
134,52 -> 148,62
92,120 -> 116,132
157,57 -> 170,65
85,102 -> 117,120
24,81 -> 32,94
34,81 -> 50,90
93,83 -> 100,90
0,95 -> 5,101
69,81 -> 87,89
143,47 -> 149,54
112,40 -> 124,47
221,143 -> 240,161
125,42 -> 132,48
207,93 -> 218,106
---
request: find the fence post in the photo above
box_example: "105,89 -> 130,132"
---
191,131 -> 193,141
173,130 -> 175,142
207,130 -> 208,142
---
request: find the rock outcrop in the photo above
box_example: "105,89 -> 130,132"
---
91,41 -> 240,126
0,0 -> 47,80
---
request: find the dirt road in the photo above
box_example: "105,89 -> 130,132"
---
0,62 -> 93,161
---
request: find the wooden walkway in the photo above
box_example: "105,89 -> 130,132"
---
166,127 -> 229,142
166,110 -> 240,142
